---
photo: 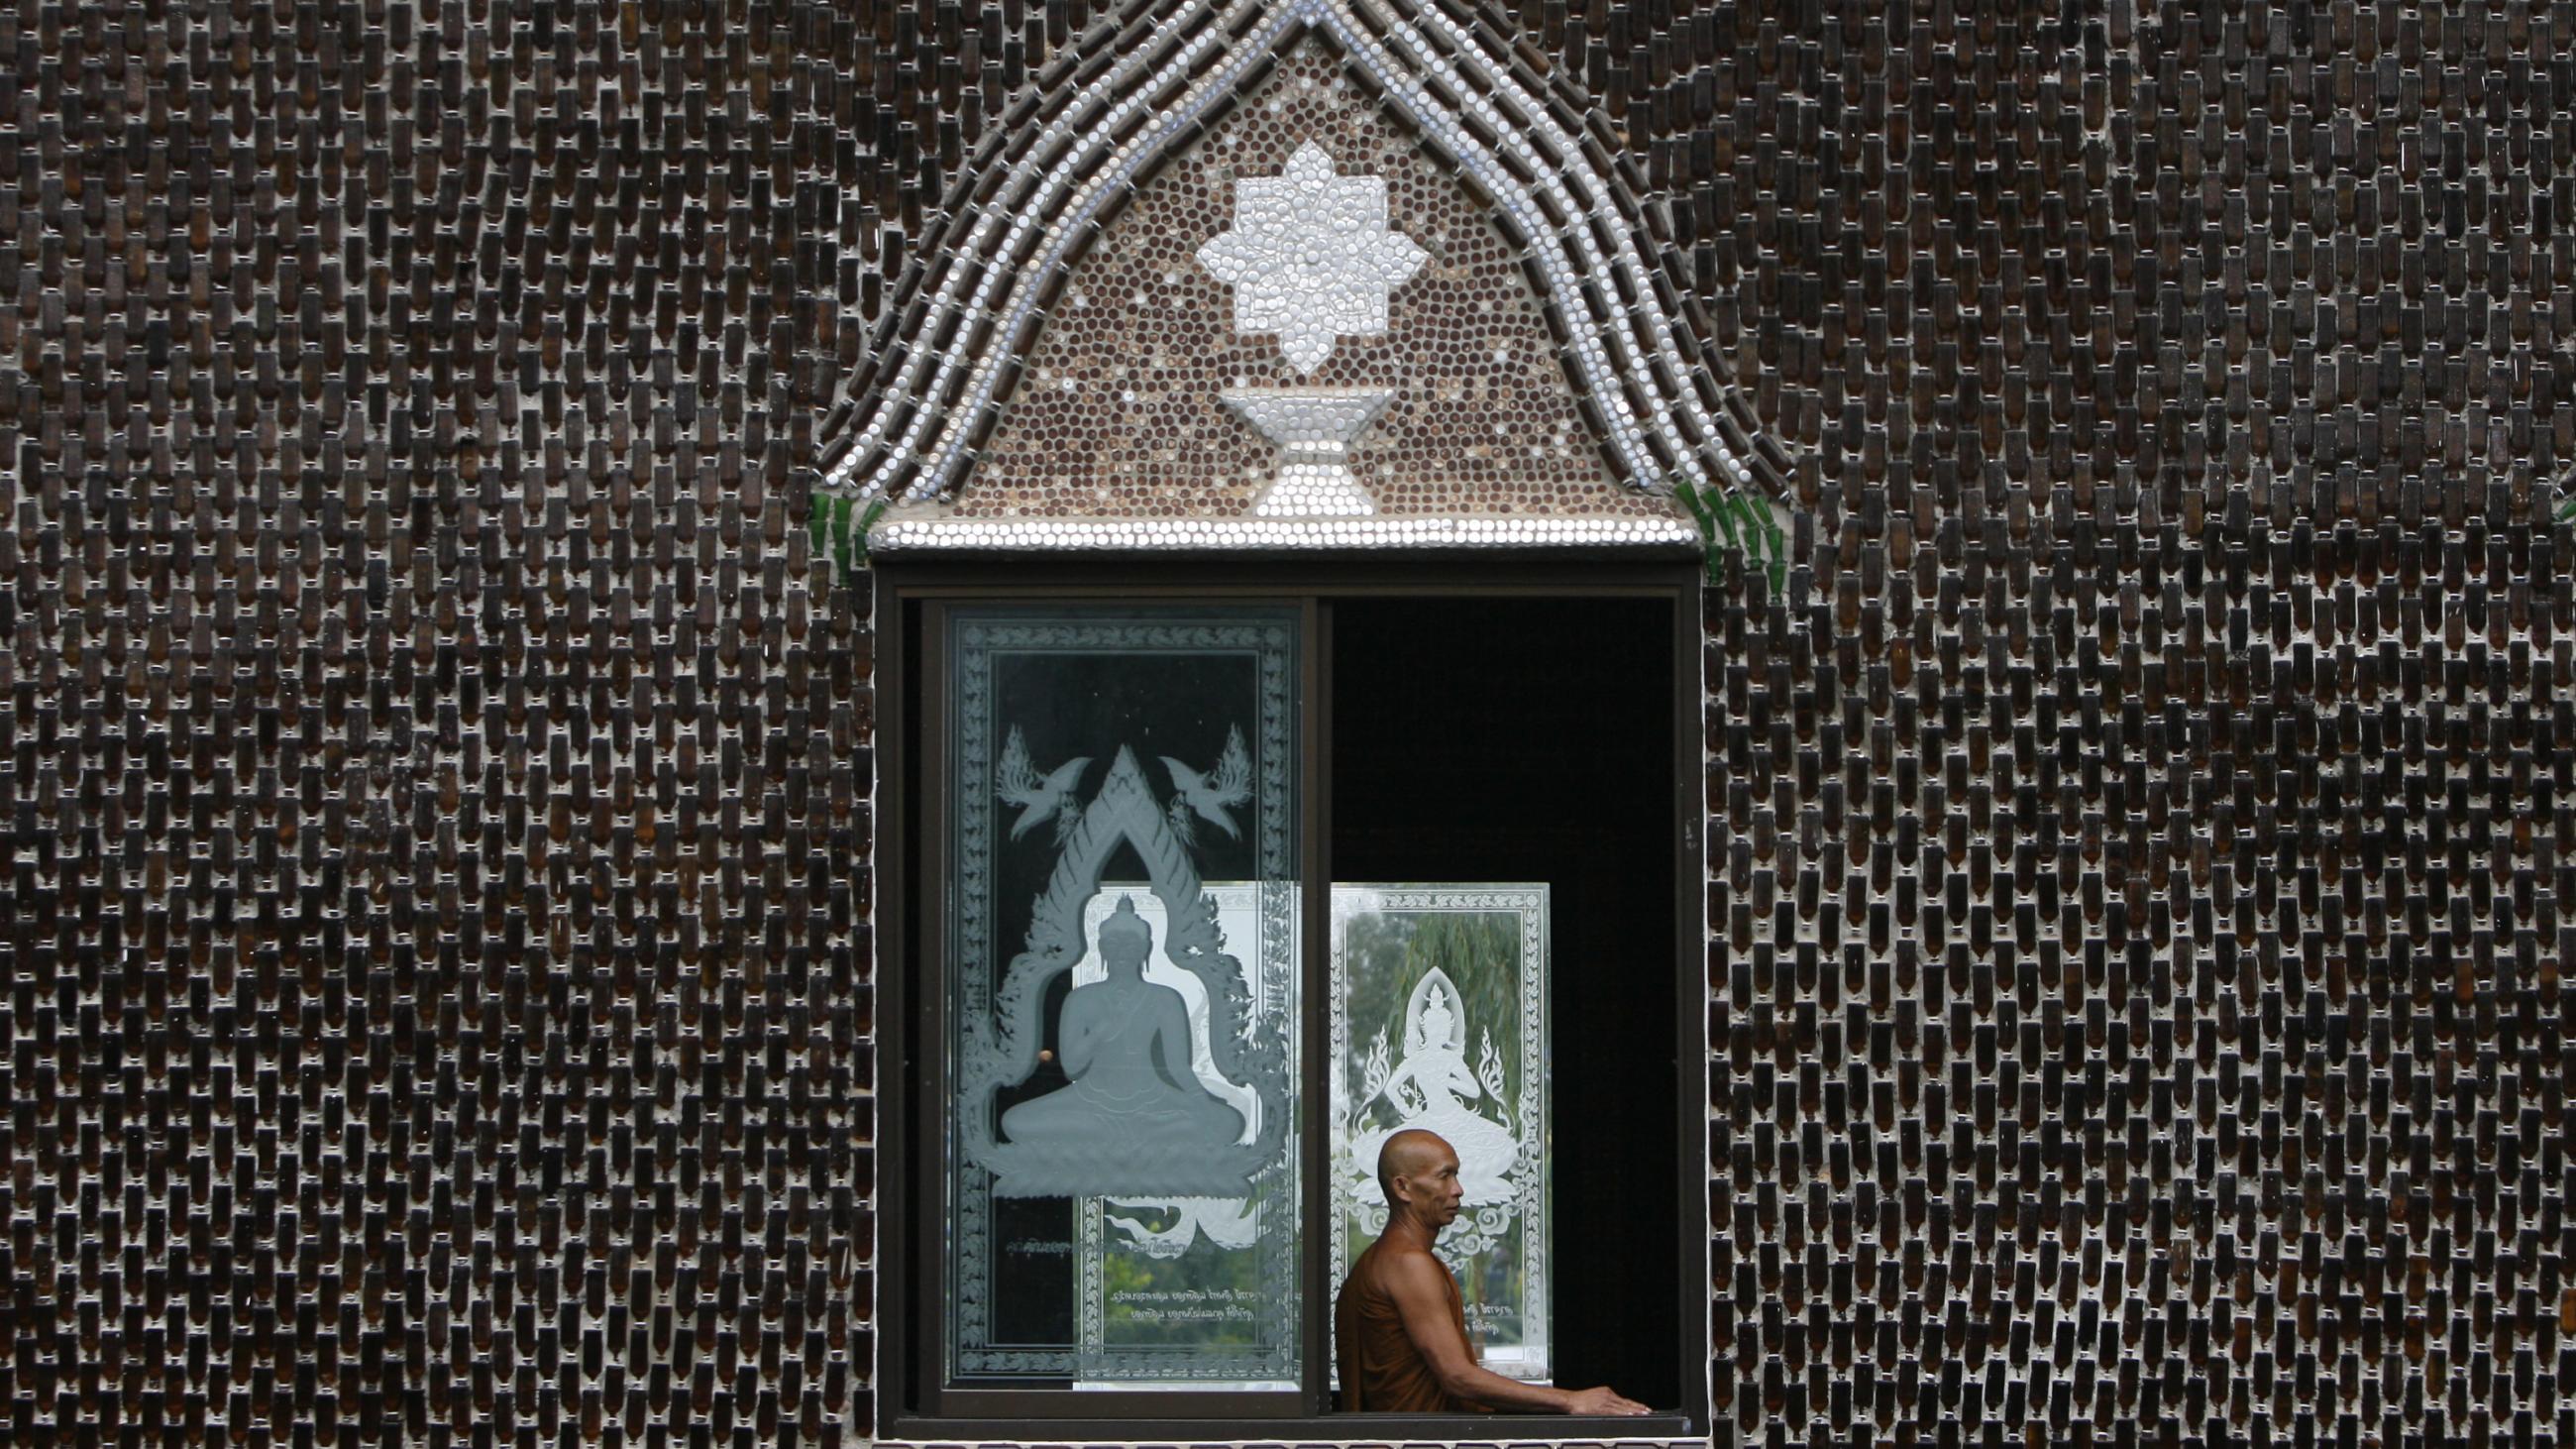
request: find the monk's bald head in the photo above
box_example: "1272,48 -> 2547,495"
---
1376,1129 -> 1454,1205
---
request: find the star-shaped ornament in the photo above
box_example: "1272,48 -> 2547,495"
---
1195,141 -> 1430,375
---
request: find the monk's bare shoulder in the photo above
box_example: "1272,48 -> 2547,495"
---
1374,1243 -> 1451,1302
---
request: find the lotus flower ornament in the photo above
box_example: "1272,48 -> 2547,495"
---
1198,141 -> 1427,517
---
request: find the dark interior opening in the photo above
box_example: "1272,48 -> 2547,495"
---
1331,594 -> 1685,1410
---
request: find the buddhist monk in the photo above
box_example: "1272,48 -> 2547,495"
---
1335,1128 -> 1651,1414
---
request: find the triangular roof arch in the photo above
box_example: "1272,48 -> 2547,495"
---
816,0 -> 1789,564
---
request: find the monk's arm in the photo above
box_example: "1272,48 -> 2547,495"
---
1381,1254 -> 1643,1414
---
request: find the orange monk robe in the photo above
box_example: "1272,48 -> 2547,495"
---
1334,1239 -> 1496,1413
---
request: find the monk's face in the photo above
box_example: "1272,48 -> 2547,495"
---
1390,1136 -> 1465,1227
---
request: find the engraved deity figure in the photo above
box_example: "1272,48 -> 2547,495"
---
1003,895 -> 1246,1155
1351,971 -> 1518,1209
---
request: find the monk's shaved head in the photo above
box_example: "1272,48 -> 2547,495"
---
1376,1129 -> 1454,1204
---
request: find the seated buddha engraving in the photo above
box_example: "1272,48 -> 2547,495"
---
1003,895 -> 1247,1153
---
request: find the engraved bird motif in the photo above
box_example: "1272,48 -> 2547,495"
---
994,726 -> 1089,841
1161,725 -> 1251,848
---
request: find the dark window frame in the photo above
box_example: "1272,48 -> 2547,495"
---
873,557 -> 1712,1443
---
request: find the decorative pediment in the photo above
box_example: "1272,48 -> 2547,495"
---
817,0 -> 1786,567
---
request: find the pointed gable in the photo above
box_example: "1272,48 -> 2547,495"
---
962,33 -> 1665,521
819,0 -> 1785,564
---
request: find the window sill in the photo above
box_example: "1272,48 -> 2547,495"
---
886,1410 -> 1709,1443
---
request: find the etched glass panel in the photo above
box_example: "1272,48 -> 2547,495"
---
946,609 -> 1301,1386
1330,885 -> 1551,1381
1075,882 -> 1299,1388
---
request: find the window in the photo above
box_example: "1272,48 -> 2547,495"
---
876,563 -> 1707,1438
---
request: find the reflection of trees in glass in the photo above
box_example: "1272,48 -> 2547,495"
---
1345,911 -> 1522,1127
1100,1201 -> 1264,1349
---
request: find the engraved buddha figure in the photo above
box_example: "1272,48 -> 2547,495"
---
1002,895 -> 1246,1154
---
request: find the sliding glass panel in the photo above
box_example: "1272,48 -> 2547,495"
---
1330,885 -> 1552,1381
944,607 -> 1302,1387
